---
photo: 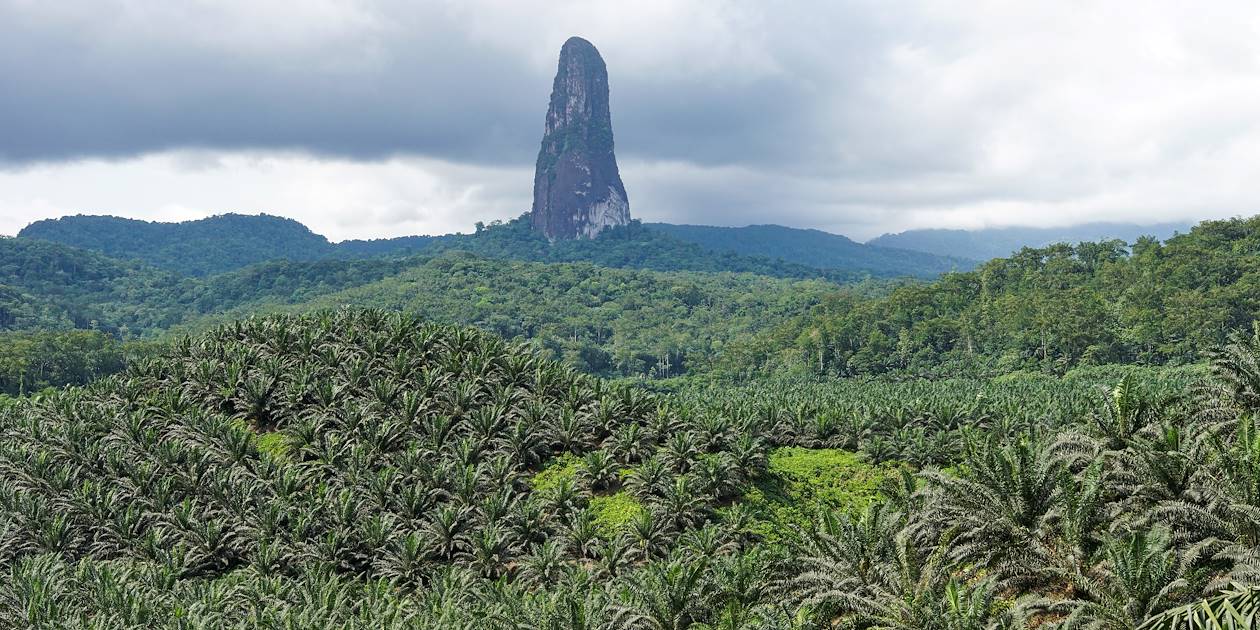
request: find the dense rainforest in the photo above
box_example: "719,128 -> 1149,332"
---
0,235 -> 839,392
727,216 -> 1260,379
9,215 -> 1260,393
19,213 -> 959,280
868,221 -> 1190,261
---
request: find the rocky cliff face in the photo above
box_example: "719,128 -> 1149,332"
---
531,37 -> 630,240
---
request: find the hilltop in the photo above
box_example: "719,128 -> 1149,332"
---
18,213 -> 967,280
869,221 -> 1192,261
648,223 -> 976,278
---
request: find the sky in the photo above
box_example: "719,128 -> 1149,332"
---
3,1 -> 1260,242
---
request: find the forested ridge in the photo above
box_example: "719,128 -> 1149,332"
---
17,213 -> 958,281
0,236 -> 840,392
726,216 -> 1260,379
18,214 -> 336,277
869,221 -> 1191,262
13,215 -> 1260,393
647,223 -> 976,278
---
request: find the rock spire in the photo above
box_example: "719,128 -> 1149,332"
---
530,37 -> 630,240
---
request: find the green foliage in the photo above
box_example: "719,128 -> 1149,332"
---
5,307 -> 1260,627
293,252 -> 833,378
0,235 -> 414,339
0,329 -> 125,395
648,222 -> 974,278
254,431 -> 290,460
423,216 -> 862,282
1140,584 -> 1260,629
726,216 -> 1260,378
766,448 -> 893,510
1,234 -> 840,382
743,448 -> 894,540
589,492 -> 645,536
18,213 -> 337,277
18,213 -> 1260,627
0,310 -> 784,627
531,453 -> 580,492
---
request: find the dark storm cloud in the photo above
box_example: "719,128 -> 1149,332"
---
0,4 -> 538,164
0,2 -> 830,171
2,1 -> 1257,239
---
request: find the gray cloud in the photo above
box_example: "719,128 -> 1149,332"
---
2,1 -> 1260,240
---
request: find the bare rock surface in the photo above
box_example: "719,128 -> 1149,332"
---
530,37 -> 630,240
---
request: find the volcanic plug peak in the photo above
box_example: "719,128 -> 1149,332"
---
530,37 -> 630,240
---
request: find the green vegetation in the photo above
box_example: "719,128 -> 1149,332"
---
648,222 -> 975,277
869,220 -> 1190,261
13,211 -> 1260,627
0,329 -> 125,395
0,310 -> 781,626
254,431 -> 291,460
590,492 -> 645,536
742,448 -> 895,541
19,213 -> 861,282
726,216 -> 1260,378
23,213 -> 1260,391
294,252 -> 834,377
4,309 -> 1260,628
2,233 -> 837,383
0,235 -> 414,337
530,452 -> 581,492
18,213 -> 337,276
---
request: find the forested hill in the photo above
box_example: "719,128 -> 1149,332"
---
14,213 -> 1260,385
19,214 -> 336,276
0,236 -> 419,337
418,218 -> 864,282
19,213 -> 958,280
0,234 -> 838,390
868,220 -> 1191,261
647,222 -> 975,278
724,216 -> 1260,379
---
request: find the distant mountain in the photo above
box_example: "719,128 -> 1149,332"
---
19,214 -> 335,276
417,218 -> 867,283
647,223 -> 975,278
16,214 -> 869,283
868,221 -> 1193,261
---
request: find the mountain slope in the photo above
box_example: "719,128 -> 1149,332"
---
0,236 -> 414,336
269,252 -> 835,377
0,236 -> 197,333
868,221 -> 1192,261
19,213 -> 336,276
19,214 -> 861,282
728,216 -> 1260,378
648,223 -> 975,278
0,234 -> 837,379
420,218 -> 864,283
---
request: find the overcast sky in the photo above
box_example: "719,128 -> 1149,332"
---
2,1 -> 1260,241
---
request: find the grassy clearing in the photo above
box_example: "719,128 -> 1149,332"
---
744,447 -> 898,542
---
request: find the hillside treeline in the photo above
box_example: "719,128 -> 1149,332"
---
724,217 -> 1260,378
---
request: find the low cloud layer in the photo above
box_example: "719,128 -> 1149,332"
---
3,1 -> 1259,240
